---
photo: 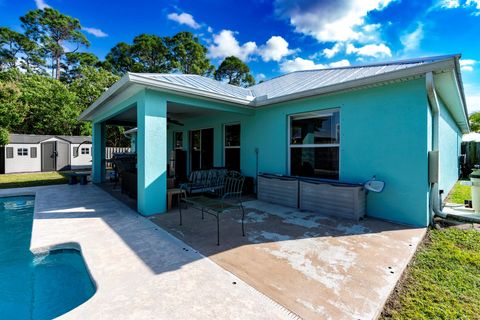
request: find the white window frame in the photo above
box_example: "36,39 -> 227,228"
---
17,148 -> 28,156
287,108 -> 340,180
81,147 -> 90,155
223,123 -> 241,170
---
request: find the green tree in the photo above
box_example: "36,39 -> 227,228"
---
0,128 -> 8,145
0,27 -> 44,72
69,66 -> 120,135
20,8 -> 90,80
62,52 -> 100,82
103,42 -> 135,75
0,70 -> 25,145
167,32 -> 213,75
69,65 -> 119,109
130,34 -> 172,73
470,112 -> 480,132
214,56 -> 255,87
15,73 -> 80,135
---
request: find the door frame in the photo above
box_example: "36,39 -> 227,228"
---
189,127 -> 214,172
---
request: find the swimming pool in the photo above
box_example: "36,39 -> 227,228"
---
0,196 -> 95,319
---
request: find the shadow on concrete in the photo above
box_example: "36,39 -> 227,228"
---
30,183 -> 424,320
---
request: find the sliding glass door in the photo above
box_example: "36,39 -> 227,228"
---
190,128 -> 214,171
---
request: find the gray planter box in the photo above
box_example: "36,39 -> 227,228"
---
299,180 -> 366,220
257,175 -> 299,208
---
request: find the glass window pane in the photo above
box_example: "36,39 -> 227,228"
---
225,124 -> 240,147
191,130 -> 200,150
174,132 -> 183,149
225,148 -> 240,172
290,147 -> 339,180
291,111 -> 339,145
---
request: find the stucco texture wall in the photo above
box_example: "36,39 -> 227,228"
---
167,78 -> 431,227
437,97 -> 461,196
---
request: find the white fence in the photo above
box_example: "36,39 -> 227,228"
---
105,147 -> 131,160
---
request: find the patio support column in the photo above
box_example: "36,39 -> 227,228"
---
137,90 -> 167,215
92,121 -> 106,183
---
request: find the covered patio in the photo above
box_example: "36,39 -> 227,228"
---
80,75 -> 255,216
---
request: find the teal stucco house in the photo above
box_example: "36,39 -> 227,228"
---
79,54 -> 469,227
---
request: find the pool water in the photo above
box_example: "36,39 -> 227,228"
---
0,196 -> 95,320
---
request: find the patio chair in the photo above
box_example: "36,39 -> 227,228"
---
178,171 -> 245,245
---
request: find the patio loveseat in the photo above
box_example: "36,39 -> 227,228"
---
180,168 -> 228,195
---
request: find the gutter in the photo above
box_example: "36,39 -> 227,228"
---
426,71 -> 472,223
426,72 -> 447,221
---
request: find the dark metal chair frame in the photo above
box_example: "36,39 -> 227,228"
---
178,171 -> 245,245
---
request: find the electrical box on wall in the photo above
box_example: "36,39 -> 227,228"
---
429,151 -> 439,183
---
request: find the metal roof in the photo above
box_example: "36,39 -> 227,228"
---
8,134 -> 91,144
128,55 -> 459,104
132,73 -> 254,101
80,54 -> 466,126
248,61 -> 429,100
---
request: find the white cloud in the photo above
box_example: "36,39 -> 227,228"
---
256,73 -> 266,81
460,59 -> 476,71
322,42 -> 343,58
207,26 -> 213,33
280,57 -> 351,72
440,0 -> 460,8
34,0 -> 50,9
259,36 -> 296,62
208,30 -> 257,61
280,57 -> 325,72
438,0 -> 480,14
329,59 -> 351,68
274,0 -> 394,43
346,43 -> 392,57
400,23 -> 424,51
82,27 -> 108,38
167,12 -> 201,29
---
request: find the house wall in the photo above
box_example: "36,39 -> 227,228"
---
70,143 -> 92,169
437,97 -> 462,197
4,143 -> 42,173
167,78 -> 431,227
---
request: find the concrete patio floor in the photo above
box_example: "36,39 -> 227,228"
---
0,185 -> 295,320
152,200 -> 426,320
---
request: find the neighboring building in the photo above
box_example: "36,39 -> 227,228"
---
0,134 -> 92,174
79,54 -> 469,227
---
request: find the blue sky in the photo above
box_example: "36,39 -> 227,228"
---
1,0 -> 480,111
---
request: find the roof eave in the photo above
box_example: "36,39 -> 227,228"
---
79,73 -> 255,121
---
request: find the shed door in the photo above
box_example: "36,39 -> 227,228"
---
56,141 -> 70,171
41,142 -> 56,172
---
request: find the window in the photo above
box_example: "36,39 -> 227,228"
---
17,148 -> 28,156
224,124 -> 240,172
81,147 -> 90,155
289,110 -> 340,180
174,132 -> 183,149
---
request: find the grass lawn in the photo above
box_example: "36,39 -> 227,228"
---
381,227 -> 480,319
446,181 -> 471,204
0,171 -> 68,189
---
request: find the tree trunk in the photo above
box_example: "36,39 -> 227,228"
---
55,55 -> 60,80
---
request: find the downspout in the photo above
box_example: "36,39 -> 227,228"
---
426,72 -> 448,221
